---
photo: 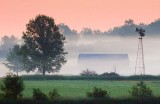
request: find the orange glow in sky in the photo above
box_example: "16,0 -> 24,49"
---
0,0 -> 160,37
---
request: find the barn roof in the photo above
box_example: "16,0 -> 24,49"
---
78,54 -> 128,60
78,54 -> 129,75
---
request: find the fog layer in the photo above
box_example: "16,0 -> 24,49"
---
60,35 -> 160,75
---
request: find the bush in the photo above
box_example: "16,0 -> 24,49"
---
80,69 -> 98,76
86,87 -> 109,98
32,88 -> 48,101
48,89 -> 60,100
100,72 -> 119,77
0,73 -> 24,99
129,81 -> 153,99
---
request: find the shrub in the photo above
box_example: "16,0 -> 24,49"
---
86,87 -> 109,98
100,72 -> 119,77
0,73 -> 24,99
80,69 -> 98,76
32,88 -> 48,101
129,81 -> 153,99
48,89 -> 60,100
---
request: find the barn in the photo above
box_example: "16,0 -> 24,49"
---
78,54 -> 129,74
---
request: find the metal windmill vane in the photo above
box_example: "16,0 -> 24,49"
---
136,28 -> 145,37
135,27 -> 145,75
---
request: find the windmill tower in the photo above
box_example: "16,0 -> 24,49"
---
135,28 -> 145,75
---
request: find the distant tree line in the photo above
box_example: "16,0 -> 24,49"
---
59,19 -> 160,38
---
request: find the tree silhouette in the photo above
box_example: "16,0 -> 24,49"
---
0,35 -> 17,57
124,19 -> 134,26
80,69 -> 98,76
21,15 -> 67,75
80,28 -> 93,36
58,23 -> 79,40
4,45 -> 23,76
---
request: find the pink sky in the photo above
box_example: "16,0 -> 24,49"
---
0,0 -> 160,37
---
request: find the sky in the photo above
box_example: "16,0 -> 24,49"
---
0,0 -> 160,76
0,0 -> 160,37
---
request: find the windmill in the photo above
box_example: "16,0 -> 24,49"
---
135,28 -> 145,75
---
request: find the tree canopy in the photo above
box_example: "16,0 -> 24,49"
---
21,15 -> 67,75
0,35 -> 18,58
58,23 -> 79,40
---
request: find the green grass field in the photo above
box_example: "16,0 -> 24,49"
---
15,80 -> 160,98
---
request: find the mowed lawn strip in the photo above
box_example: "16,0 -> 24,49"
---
22,80 -> 160,98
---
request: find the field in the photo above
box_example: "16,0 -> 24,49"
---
12,80 -> 160,98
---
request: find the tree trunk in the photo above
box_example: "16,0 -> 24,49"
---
16,70 -> 18,76
42,69 -> 45,76
42,62 -> 46,76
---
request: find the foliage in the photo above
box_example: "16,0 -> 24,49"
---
80,69 -> 98,76
0,73 -> 24,99
147,19 -> 160,35
0,35 -> 18,57
129,81 -> 153,98
58,23 -> 79,40
21,14 -> 67,75
61,19 -> 160,36
80,28 -> 93,36
48,89 -> 60,100
86,87 -> 109,98
21,75 -> 160,81
124,19 -> 134,26
32,88 -> 48,101
100,72 -> 119,77
4,45 -> 23,76
3,80 -> 159,98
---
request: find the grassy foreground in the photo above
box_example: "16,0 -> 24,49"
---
1,97 -> 160,104
10,80 -> 160,98
0,80 -> 160,104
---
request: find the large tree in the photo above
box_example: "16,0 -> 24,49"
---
21,15 -> 67,75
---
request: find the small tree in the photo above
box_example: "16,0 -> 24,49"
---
0,73 -> 24,99
129,81 -> 153,99
80,69 -> 98,76
124,19 -> 134,26
0,35 -> 17,51
0,35 -> 17,57
86,87 -> 109,98
4,45 -> 23,76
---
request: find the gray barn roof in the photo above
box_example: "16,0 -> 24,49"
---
78,54 -> 129,74
78,54 -> 128,60
78,54 -> 129,68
